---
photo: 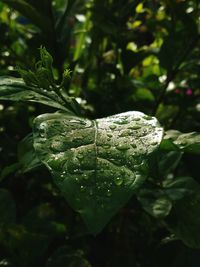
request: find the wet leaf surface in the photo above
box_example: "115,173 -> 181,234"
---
33,111 -> 163,234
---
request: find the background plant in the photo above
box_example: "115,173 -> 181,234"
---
0,0 -> 200,266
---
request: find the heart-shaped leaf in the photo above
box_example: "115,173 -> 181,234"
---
33,111 -> 163,234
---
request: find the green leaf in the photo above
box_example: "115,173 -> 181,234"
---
22,203 -> 66,237
0,189 -> 16,225
157,176 -> 200,248
0,163 -> 20,182
163,176 -> 198,201
33,111 -> 163,234
160,130 -> 200,155
0,225 -> 51,267
46,246 -> 91,267
18,133 -> 42,173
138,188 -> 172,219
1,0 -> 52,34
0,77 -> 73,113
134,88 -> 155,102
170,197 -> 200,249
0,134 -> 42,181
158,151 -> 182,176
73,12 -> 91,61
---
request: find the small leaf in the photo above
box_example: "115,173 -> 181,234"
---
33,111 -> 163,234
161,130 -> 200,155
18,133 -> 42,173
46,246 -> 91,267
1,0 -> 52,34
0,189 -> 16,224
167,185 -> 200,248
138,188 -> 172,219
135,3 -> 144,13
0,163 -> 20,182
163,176 -> 198,201
158,151 -> 182,176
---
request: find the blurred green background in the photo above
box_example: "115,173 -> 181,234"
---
0,0 -> 200,266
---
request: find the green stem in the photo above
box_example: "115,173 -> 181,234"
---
153,35 -> 199,116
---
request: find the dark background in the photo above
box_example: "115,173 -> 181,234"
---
0,0 -> 200,266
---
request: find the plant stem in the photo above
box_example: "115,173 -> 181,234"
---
153,35 -> 200,116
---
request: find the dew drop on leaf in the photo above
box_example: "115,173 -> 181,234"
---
106,189 -> 112,197
129,125 -> 141,130
109,125 -> 117,130
80,185 -> 85,191
116,143 -> 129,151
114,177 -> 123,186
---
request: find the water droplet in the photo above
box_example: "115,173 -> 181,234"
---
109,125 -> 117,130
106,189 -> 112,197
83,174 -> 88,180
114,119 -> 128,125
114,177 -> 123,186
117,143 -> 129,151
103,144 -> 110,149
70,119 -> 85,124
143,115 -> 152,120
77,154 -> 84,159
129,125 -> 141,130
131,143 -> 137,148
151,141 -> 158,146
134,117 -> 141,121
107,133 -> 112,138
80,185 -> 85,191
51,141 -> 64,152
39,123 -> 47,137
119,130 -> 131,137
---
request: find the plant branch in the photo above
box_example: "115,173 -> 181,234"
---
153,35 -> 200,116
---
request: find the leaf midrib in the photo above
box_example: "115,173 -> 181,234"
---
93,120 -> 98,213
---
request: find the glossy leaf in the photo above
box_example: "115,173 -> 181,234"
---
0,77 -> 73,113
33,111 -> 163,234
160,130 -> 200,155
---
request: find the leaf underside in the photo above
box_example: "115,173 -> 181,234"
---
33,111 -> 163,234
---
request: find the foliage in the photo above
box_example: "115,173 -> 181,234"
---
0,0 -> 200,266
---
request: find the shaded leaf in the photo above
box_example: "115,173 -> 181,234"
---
160,130 -> 200,155
18,133 -> 42,173
158,151 -> 182,176
0,77 -> 73,113
46,246 -> 91,267
0,225 -> 51,267
0,163 -> 20,182
163,176 -> 198,201
0,189 -> 16,224
1,0 -> 52,34
167,189 -> 200,248
138,188 -> 172,219
22,203 -> 66,237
